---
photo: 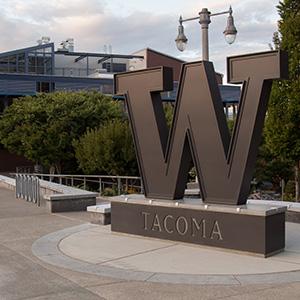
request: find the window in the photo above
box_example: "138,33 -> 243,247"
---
17,53 -> 25,73
0,45 -> 54,75
36,82 -> 54,93
102,62 -> 127,73
8,55 -> 17,72
0,57 -> 8,72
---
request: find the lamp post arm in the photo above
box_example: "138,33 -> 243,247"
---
181,16 -> 200,23
210,10 -> 231,17
181,9 -> 231,23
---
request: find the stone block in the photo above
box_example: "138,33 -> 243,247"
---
87,204 -> 111,225
45,193 -> 97,213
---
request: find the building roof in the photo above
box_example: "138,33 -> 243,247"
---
132,48 -> 186,63
55,51 -> 144,63
0,43 -> 54,58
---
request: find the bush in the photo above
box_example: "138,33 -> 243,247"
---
0,91 -> 122,173
284,180 -> 295,201
74,119 -> 138,176
101,187 -> 118,197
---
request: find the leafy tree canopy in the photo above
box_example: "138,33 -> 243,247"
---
0,91 -> 122,173
73,119 -> 138,176
265,0 -> 300,200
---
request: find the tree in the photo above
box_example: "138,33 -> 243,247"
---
73,120 -> 138,176
0,91 -> 122,173
265,0 -> 300,201
255,134 -> 293,191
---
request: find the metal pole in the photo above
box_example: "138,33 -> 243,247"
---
37,177 -> 40,207
201,27 -> 209,61
140,179 -> 144,194
117,177 -> 121,195
15,174 -> 19,198
199,8 -> 211,61
99,178 -> 102,194
281,179 -> 285,201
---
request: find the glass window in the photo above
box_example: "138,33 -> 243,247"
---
17,53 -> 25,73
102,63 -> 127,73
44,57 -> 52,75
8,55 -> 17,73
36,56 -> 45,74
36,82 -> 54,93
27,48 -> 52,75
28,52 -> 37,73
0,46 -> 53,75
0,57 -> 8,72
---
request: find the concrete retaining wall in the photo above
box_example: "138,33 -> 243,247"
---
0,175 -> 97,212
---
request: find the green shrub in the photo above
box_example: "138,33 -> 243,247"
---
74,119 -> 138,176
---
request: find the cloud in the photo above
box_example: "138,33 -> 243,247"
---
2,0 -> 105,22
0,0 -> 280,79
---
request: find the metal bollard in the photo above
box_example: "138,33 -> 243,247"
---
15,174 -> 19,198
117,177 -> 121,195
16,175 -> 40,206
36,177 -> 40,206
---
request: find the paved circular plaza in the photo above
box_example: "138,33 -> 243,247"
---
32,222 -> 300,285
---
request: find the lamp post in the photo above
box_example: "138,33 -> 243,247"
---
175,6 -> 237,61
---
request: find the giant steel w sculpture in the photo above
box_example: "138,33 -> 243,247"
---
111,50 -> 288,256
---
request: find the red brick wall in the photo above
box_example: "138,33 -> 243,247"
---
146,50 -> 183,81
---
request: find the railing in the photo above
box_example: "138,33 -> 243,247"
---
16,166 -> 34,174
15,174 -> 40,206
14,173 -> 143,196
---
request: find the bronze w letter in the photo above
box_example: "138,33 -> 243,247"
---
115,51 -> 288,205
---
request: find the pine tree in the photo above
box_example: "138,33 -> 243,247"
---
265,0 -> 300,201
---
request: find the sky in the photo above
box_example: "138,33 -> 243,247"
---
0,0 -> 280,81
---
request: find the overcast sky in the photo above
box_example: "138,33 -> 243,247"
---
0,0 -> 279,81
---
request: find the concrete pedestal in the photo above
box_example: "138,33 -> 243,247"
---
111,195 -> 286,257
87,204 -> 111,225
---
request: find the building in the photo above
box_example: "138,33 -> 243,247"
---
129,48 -> 223,83
0,37 -> 144,110
0,37 -> 147,171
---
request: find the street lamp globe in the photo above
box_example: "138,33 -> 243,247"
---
223,7 -> 237,44
175,17 -> 188,52
176,38 -> 187,52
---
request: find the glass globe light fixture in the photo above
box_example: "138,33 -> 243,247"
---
175,16 -> 188,52
223,6 -> 237,45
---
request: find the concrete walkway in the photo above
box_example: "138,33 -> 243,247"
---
1,187 -> 300,299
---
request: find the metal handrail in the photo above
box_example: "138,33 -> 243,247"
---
13,173 -> 143,195
31,173 -> 140,179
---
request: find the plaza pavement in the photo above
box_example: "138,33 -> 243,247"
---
1,187 -> 300,299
